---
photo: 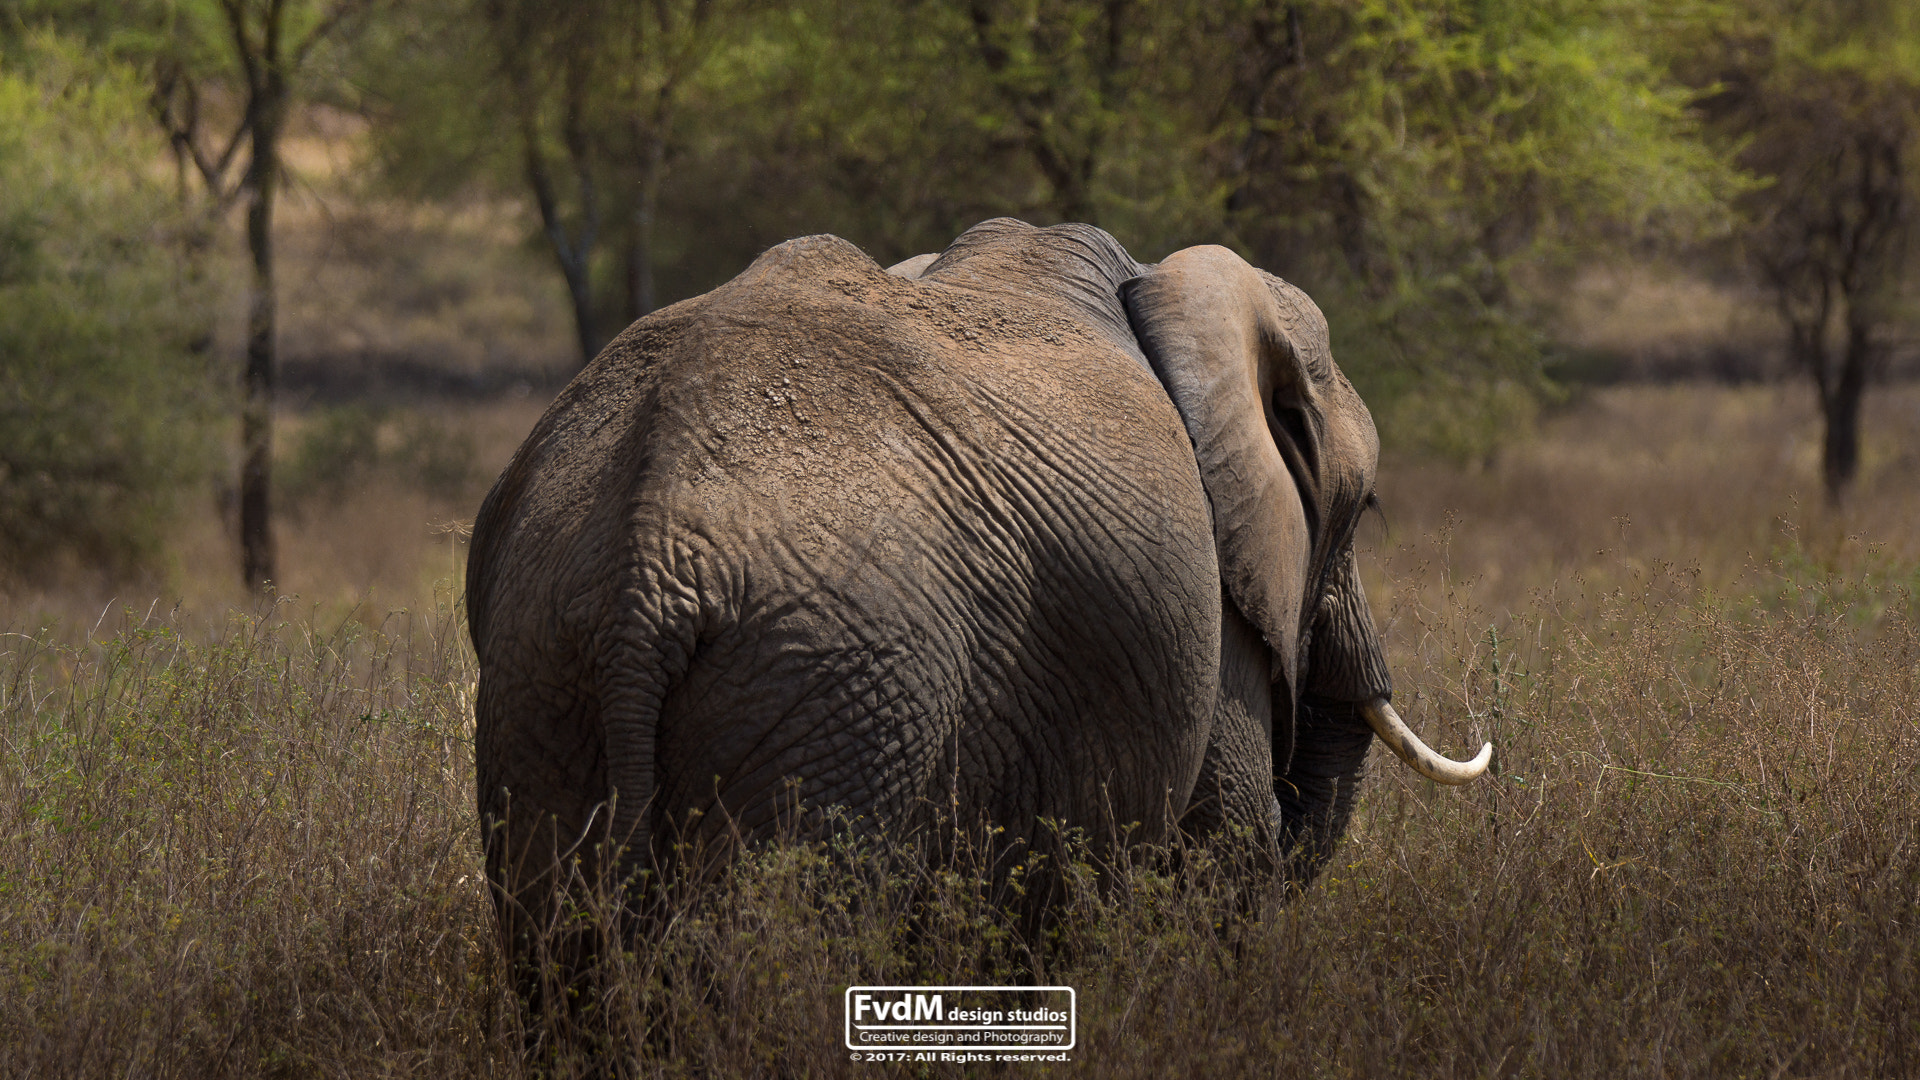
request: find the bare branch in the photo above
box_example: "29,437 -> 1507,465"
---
218,0 -> 262,89
294,0 -> 365,67
266,0 -> 287,68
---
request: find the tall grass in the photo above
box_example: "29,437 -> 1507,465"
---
0,600 -> 497,1076
3,521 -> 1915,1075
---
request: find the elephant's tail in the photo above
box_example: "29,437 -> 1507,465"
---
598,559 -> 703,890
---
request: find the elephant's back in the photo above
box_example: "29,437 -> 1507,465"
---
646,238 -> 1195,547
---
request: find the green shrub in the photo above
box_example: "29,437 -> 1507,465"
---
0,33 -> 218,583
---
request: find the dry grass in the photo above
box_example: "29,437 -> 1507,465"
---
1372,382 -> 1920,618
3,382 -> 1918,1076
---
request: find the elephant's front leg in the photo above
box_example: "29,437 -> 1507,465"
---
1181,600 -> 1280,857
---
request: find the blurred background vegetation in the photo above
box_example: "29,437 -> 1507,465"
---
0,30 -> 219,582
0,0 -> 1915,597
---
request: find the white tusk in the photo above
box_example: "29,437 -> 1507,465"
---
1359,698 -> 1492,785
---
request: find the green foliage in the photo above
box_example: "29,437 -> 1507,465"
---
1216,0 -> 1746,458
282,406 -> 385,505
366,0 -> 1746,461
0,34 -> 218,583
363,0 -> 776,360
11,1 -> 1782,509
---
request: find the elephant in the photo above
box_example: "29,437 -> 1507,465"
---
464,218 -> 1488,953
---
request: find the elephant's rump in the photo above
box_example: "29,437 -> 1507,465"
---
472,232 -> 1224,864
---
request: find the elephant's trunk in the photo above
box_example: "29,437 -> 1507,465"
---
1359,698 -> 1491,785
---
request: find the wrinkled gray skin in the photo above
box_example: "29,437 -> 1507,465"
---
467,219 -> 1392,947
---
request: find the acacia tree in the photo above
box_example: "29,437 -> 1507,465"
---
863,0 -> 1218,244
1699,2 -> 1919,502
829,0 -> 1737,456
1211,0 -> 1739,455
35,0 -> 376,590
603,0 -> 730,320
147,1 -> 375,590
19,0 -> 372,589
960,0 -> 1148,223
374,0 -> 1742,456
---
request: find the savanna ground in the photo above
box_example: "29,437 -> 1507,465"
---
4,134 -> 1920,1073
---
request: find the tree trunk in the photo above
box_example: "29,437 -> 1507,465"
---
240,97 -> 283,594
522,140 -> 599,364
558,240 -> 598,364
518,101 -> 602,365
1822,321 -> 1872,504
626,128 -> 665,324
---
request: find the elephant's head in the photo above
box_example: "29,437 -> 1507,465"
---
1122,247 -> 1489,854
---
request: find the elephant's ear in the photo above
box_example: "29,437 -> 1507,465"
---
1121,245 -> 1322,691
